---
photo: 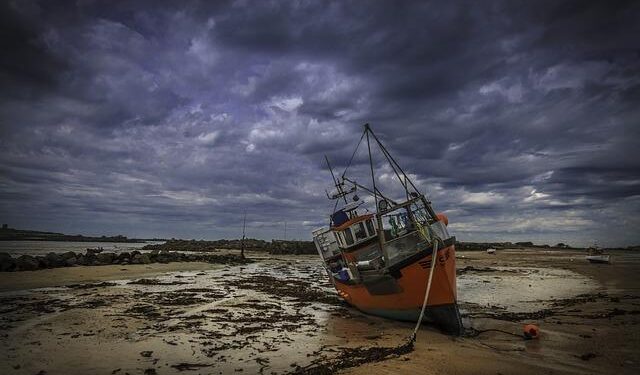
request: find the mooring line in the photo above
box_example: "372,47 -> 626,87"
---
409,238 -> 439,343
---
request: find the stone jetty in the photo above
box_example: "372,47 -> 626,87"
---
0,249 -> 250,272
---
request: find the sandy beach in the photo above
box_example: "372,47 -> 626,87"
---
1,248 -> 638,375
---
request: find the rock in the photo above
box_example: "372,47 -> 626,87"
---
15,255 -> 39,271
157,251 -> 171,263
45,252 -> 65,268
131,254 -> 143,264
118,252 -> 131,262
76,254 -> 87,265
96,252 -> 115,265
84,250 -> 98,265
86,248 -> 103,255
139,254 -> 151,264
61,251 -> 77,260
36,256 -> 49,268
150,249 -> 160,257
130,253 -> 151,264
0,252 -> 15,272
65,256 -> 78,266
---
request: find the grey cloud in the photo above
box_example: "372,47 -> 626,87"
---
0,0 -> 638,246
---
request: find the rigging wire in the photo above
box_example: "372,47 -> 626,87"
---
367,128 -> 410,195
341,130 -> 367,179
365,125 -> 378,210
367,127 -> 421,194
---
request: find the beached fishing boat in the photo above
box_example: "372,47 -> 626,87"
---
312,124 -> 463,335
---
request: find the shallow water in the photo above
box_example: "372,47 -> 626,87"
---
458,266 -> 598,312
0,240 -> 162,256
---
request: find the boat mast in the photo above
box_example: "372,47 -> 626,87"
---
364,124 -> 378,211
363,124 -> 389,260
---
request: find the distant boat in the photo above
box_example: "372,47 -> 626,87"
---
486,248 -> 496,254
586,254 -> 611,264
586,246 -> 611,264
312,124 -> 463,335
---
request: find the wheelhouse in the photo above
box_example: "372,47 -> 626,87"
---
332,214 -> 377,249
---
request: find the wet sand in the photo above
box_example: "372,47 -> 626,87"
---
1,249 -> 639,374
0,262 -> 224,292
346,249 -> 640,375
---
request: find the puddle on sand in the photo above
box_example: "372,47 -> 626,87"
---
458,267 -> 598,312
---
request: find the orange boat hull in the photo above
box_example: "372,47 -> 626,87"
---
332,243 -> 463,334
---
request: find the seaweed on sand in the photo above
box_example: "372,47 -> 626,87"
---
289,341 -> 415,375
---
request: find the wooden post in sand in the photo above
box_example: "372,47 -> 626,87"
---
240,211 -> 246,259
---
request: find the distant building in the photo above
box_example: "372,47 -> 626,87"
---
1,224 -> 7,229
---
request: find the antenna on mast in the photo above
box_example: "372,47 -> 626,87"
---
325,155 -> 349,204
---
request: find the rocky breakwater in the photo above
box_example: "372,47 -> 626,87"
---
268,240 -> 316,255
142,238 -> 318,255
0,248 -> 250,272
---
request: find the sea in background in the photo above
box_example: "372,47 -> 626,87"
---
0,241 -> 165,257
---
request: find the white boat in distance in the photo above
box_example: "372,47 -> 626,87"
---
586,254 -> 611,264
586,246 -> 611,264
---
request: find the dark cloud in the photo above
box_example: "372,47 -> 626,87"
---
0,0 -> 638,246
0,1 -> 68,98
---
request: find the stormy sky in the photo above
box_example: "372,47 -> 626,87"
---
1,0 -> 639,247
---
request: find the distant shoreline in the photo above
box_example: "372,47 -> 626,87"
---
0,238 -> 150,243
2,226 -> 638,251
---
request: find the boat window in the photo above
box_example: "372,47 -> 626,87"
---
353,242 -> 382,263
410,201 -> 431,224
354,222 -> 367,241
343,229 -> 354,246
381,209 -> 411,241
365,219 -> 375,236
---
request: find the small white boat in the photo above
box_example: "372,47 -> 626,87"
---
586,246 -> 610,264
486,248 -> 496,254
586,254 -> 611,264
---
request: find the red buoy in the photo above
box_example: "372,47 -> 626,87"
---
523,324 -> 540,339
